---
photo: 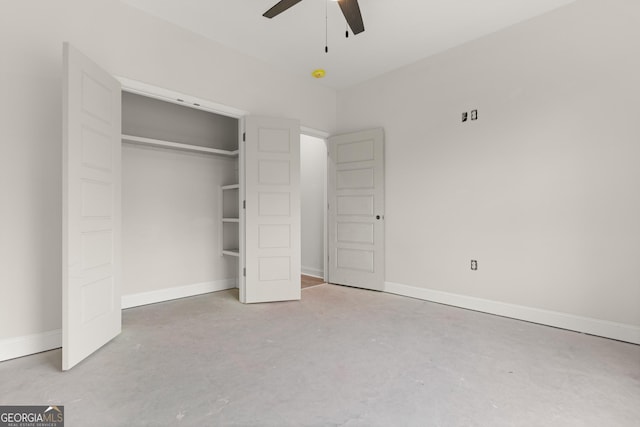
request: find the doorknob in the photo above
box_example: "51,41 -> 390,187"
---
376,215 -> 381,220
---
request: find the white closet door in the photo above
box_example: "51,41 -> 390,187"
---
62,43 -> 122,370
242,116 -> 301,303
328,128 -> 385,291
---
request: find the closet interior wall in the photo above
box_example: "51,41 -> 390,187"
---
121,92 -> 240,297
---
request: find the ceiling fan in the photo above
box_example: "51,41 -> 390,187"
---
263,0 -> 365,35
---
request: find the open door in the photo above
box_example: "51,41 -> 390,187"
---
328,128 -> 385,291
62,43 -> 122,370
242,116 -> 301,303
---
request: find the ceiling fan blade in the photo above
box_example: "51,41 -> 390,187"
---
263,0 -> 304,19
338,0 -> 365,35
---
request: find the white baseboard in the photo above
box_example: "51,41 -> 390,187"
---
0,329 -> 62,363
0,279 -> 238,363
301,266 -> 324,279
121,278 -> 237,309
385,281 -> 640,345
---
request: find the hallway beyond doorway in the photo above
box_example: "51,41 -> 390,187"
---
301,274 -> 324,289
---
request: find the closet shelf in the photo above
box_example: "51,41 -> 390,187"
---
222,249 -> 240,257
222,218 -> 240,223
221,184 -> 240,191
122,134 -> 239,156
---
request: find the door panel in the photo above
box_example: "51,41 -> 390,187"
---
63,43 -> 121,370
242,116 -> 301,303
328,129 -> 384,291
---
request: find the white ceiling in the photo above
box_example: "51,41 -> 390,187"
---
121,0 -> 576,89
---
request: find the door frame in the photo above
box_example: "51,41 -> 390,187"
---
299,126 -> 387,287
300,127 -> 330,283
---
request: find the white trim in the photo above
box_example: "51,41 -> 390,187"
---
0,280 -> 238,362
238,118 -> 246,300
121,279 -> 237,310
385,281 -> 640,345
0,330 -> 62,362
221,250 -> 240,257
301,126 -> 330,139
115,76 -> 248,119
301,267 -> 324,279
222,218 -> 240,223
221,184 -> 240,190
322,138 -> 328,283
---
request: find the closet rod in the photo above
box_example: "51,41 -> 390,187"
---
122,134 -> 239,156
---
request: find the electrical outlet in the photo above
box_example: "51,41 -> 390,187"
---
471,260 -> 478,270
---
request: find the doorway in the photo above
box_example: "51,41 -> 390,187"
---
300,134 -> 327,287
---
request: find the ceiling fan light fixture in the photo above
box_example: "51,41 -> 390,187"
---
312,69 -> 326,79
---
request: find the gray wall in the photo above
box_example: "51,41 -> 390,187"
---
337,0 -> 640,335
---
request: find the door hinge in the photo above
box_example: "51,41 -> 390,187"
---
243,200 -> 246,209
243,268 -> 246,277
243,132 -> 246,142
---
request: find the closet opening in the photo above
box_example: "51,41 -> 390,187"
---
120,91 -> 241,308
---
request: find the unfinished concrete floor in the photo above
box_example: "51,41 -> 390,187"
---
1,284 -> 639,426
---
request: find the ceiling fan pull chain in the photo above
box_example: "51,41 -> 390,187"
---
325,0 -> 329,53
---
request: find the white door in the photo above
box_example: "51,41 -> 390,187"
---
242,116 -> 301,303
328,128 -> 385,291
62,43 -> 122,370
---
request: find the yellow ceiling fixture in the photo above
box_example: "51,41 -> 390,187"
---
312,69 -> 326,79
